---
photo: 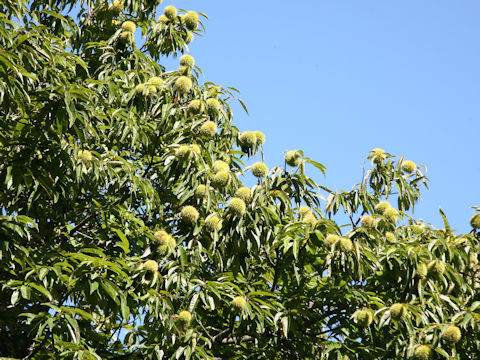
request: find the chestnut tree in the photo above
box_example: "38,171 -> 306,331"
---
1,0 -> 480,359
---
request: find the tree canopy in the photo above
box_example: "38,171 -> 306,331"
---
1,1 -> 480,359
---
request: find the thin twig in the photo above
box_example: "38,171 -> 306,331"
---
197,318 -> 214,343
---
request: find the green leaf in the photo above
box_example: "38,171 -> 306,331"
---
120,295 -> 129,322
281,316 -> 289,338
100,280 -> 120,305
439,208 -> 450,233
11,290 -> 19,306
113,228 -> 130,254
27,283 -> 53,301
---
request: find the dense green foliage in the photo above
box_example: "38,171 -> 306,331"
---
1,1 -> 480,359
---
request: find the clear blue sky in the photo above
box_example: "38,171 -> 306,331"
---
155,1 -> 480,232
